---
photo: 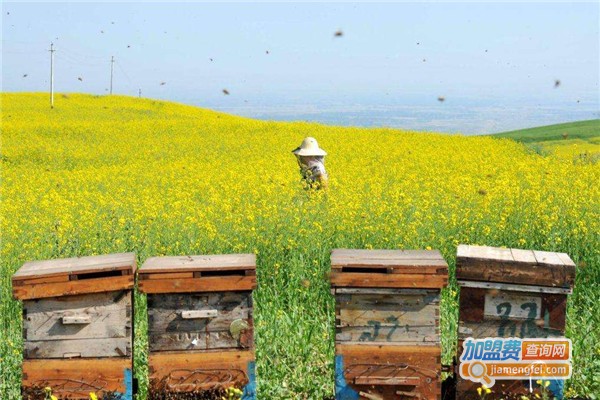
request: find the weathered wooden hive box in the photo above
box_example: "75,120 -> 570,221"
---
12,252 -> 136,399
330,249 -> 448,400
138,253 -> 257,398
456,244 -> 576,399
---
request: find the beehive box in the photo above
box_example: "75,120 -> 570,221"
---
12,252 -> 136,399
456,245 -> 576,400
330,249 -> 448,400
138,254 -> 257,398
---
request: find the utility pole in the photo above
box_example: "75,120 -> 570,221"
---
110,56 -> 114,95
49,42 -> 55,108
138,88 -> 141,98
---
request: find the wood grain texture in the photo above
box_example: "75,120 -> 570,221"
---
13,275 -> 70,286
541,294 -> 567,331
331,249 -> 448,278
330,272 -> 447,289
456,260 -> 574,288
457,245 -> 514,261
25,337 -> 131,358
149,329 -> 253,351
334,288 -> 436,296
13,275 -> 134,300
459,288 -> 568,337
332,261 -> 447,276
337,344 -> 441,400
483,292 -> 542,320
148,350 -> 254,392
510,248 -> 537,264
138,275 -> 256,294
24,291 -> 131,341
147,292 -> 253,351
332,249 -> 444,260
336,327 -> 439,343
141,272 -> 194,280
140,254 -> 256,273
457,280 -> 572,295
335,292 -> 439,335
13,252 -> 136,280
22,357 -> 131,399
338,304 -> 438,328
148,293 -> 250,328
456,245 -> 575,287
458,287 -> 486,323
533,250 -> 565,266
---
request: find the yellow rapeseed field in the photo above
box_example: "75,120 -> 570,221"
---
1,93 -> 599,399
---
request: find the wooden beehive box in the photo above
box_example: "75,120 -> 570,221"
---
456,245 -> 576,399
330,249 -> 448,400
138,253 -> 257,398
12,252 -> 136,400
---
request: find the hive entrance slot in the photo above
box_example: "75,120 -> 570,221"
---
341,266 -> 387,274
200,269 -> 246,277
71,269 -> 124,280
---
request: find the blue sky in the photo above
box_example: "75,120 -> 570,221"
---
2,2 -> 599,133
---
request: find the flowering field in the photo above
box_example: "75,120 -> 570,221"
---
1,93 -> 598,399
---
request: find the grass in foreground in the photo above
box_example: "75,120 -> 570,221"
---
1,93 -> 599,399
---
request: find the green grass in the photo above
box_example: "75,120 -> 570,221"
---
493,120 -> 600,161
493,119 -> 600,143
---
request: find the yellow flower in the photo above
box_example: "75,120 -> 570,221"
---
1,92 -> 598,399
89,393 -> 98,400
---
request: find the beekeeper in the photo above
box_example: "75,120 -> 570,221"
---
292,137 -> 328,189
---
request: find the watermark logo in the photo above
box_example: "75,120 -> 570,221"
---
459,337 -> 572,387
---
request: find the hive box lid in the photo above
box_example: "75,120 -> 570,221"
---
330,249 -> 448,289
138,254 -> 256,294
12,252 -> 136,300
456,245 -> 576,288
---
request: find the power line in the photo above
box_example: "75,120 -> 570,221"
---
59,46 -> 107,61
18,44 -> 142,98
115,60 -> 136,89
57,48 -> 105,66
55,53 -> 103,67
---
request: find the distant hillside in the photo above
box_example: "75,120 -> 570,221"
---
493,119 -> 599,143
492,119 -> 599,158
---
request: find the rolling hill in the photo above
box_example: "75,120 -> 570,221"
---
493,119 -> 600,158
